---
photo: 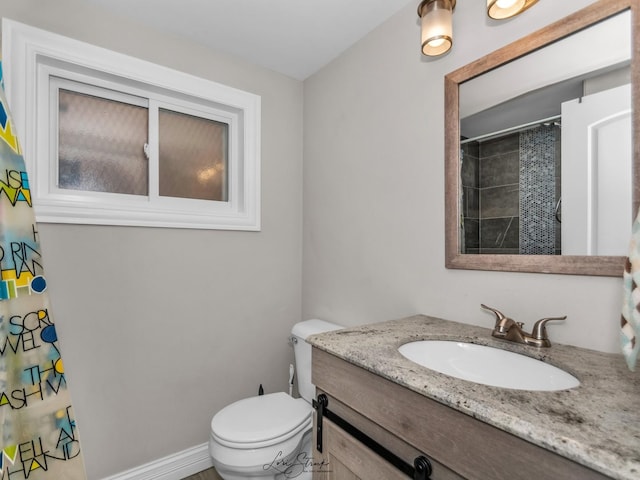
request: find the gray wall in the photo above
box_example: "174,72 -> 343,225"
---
0,0 -> 303,478
0,0 -> 629,477
303,0 -> 624,352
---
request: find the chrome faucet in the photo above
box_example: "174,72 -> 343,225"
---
480,304 -> 566,348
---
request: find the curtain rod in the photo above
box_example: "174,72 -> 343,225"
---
460,114 -> 561,145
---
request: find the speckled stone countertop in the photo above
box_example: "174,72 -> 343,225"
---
307,315 -> 640,480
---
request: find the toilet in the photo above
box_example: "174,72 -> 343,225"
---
209,319 -> 342,480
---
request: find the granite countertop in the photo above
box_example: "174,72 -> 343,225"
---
307,315 -> 640,480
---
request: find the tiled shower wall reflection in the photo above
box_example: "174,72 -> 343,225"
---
461,125 -> 561,255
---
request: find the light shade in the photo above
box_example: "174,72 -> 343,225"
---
418,0 -> 456,57
487,0 -> 538,20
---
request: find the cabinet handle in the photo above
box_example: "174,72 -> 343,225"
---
414,456 -> 433,480
313,394 -> 328,452
313,393 -> 433,479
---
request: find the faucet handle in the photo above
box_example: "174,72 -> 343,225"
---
480,303 -> 515,335
531,316 -> 567,342
481,304 -> 506,321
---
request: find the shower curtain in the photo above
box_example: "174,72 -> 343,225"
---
0,66 -> 87,479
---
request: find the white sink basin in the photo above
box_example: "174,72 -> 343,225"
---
398,340 -> 579,391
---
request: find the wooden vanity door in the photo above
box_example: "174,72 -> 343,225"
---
313,419 -> 409,480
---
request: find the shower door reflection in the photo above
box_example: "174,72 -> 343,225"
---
461,122 -> 561,255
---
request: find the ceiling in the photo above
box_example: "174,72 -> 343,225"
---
86,0 -> 414,81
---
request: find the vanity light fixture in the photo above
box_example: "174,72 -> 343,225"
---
487,0 -> 539,20
418,0 -> 456,56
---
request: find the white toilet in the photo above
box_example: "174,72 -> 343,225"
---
209,319 -> 342,480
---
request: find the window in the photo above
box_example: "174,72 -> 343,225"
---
2,19 -> 260,230
56,84 -> 151,197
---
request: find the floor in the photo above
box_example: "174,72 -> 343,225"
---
183,467 -> 223,480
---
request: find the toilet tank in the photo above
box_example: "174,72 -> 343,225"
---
291,319 -> 342,403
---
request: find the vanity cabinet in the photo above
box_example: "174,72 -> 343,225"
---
311,348 -> 609,480
312,414 -> 414,480
313,391 -> 461,480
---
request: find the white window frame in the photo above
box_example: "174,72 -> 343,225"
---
2,19 -> 261,230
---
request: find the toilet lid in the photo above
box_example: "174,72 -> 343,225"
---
211,392 -> 312,447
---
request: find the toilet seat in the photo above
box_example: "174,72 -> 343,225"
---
211,392 -> 311,449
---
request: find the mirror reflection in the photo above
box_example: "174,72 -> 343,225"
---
458,10 -> 631,256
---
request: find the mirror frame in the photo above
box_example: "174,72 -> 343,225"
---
445,0 -> 639,276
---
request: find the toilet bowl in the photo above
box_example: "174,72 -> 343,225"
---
209,319 -> 342,480
209,392 -> 313,480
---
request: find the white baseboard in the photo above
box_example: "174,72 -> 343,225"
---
101,443 -> 214,480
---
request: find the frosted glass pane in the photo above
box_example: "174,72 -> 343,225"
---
58,89 -> 149,195
158,109 -> 228,201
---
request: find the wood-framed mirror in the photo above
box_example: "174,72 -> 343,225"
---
445,0 -> 639,276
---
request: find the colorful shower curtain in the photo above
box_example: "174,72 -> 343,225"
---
622,207 -> 640,371
0,65 -> 87,479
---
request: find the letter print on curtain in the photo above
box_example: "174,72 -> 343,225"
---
0,63 -> 87,479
